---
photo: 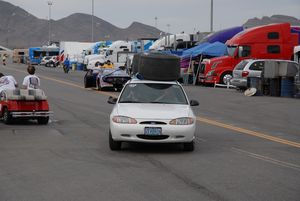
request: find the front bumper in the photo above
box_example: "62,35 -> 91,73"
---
230,78 -> 247,88
110,121 -> 195,143
11,111 -> 53,118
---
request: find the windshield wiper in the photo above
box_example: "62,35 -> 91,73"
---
149,101 -> 171,104
119,100 -> 142,103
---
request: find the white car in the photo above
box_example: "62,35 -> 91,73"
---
108,78 -> 199,151
40,56 -> 52,65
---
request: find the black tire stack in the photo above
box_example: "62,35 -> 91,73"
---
132,52 -> 181,81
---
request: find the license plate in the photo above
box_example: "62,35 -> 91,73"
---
144,127 -> 162,136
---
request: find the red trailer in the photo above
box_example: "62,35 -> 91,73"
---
0,89 -> 52,124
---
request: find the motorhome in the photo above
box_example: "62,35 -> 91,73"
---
29,46 -> 59,65
199,23 -> 299,84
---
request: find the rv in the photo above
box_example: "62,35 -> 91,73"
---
29,46 -> 59,65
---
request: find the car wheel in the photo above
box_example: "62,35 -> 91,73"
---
183,141 -> 194,151
37,117 -> 49,125
220,72 -> 232,85
45,63 -> 49,67
109,131 -> 121,150
3,108 -> 12,124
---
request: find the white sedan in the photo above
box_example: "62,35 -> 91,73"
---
108,79 -> 199,151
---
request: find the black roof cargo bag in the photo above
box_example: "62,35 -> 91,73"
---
132,52 -> 180,81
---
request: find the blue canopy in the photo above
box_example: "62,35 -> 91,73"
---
181,42 -> 226,58
181,42 -> 210,58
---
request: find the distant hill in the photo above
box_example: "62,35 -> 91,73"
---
1,0 -> 300,49
243,15 -> 300,28
0,0 -> 161,49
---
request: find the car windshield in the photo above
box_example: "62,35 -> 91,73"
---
119,83 -> 188,104
235,60 -> 250,70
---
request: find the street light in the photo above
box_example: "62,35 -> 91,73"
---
47,1 -> 53,45
154,16 -> 158,29
210,0 -> 213,32
91,0 -> 94,42
166,24 -> 170,33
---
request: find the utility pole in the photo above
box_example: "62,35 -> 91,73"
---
210,0 -> 213,32
47,1 -> 53,45
166,24 -> 170,33
91,0 -> 94,42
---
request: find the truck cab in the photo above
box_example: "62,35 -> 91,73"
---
199,23 -> 299,84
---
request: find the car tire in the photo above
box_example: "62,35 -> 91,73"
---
220,71 -> 233,85
183,141 -> 194,151
37,116 -> 49,125
109,131 -> 121,150
84,72 -> 96,88
3,107 -> 12,124
138,53 -> 181,81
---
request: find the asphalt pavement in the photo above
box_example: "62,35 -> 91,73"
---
0,62 -> 299,201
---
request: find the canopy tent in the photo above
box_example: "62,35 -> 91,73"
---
181,42 -> 226,59
181,42 -> 210,58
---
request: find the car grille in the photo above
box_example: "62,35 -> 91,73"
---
140,121 -> 167,125
137,135 -> 169,140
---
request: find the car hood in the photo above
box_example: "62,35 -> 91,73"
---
115,103 -> 193,120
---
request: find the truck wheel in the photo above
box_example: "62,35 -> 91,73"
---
109,131 -> 121,150
37,117 -> 49,125
220,72 -> 232,85
3,108 -> 12,124
183,141 -> 194,151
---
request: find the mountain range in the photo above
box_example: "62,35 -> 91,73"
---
0,0 -> 161,49
1,0 -> 300,49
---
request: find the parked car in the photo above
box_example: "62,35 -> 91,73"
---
84,65 -> 131,91
45,56 -> 59,67
231,59 -> 264,88
107,78 -> 199,151
231,59 -> 299,88
40,56 -> 52,65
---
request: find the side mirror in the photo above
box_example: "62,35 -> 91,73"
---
190,100 -> 199,106
107,96 -> 117,104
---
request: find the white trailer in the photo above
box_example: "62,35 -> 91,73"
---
59,41 -> 95,63
149,33 -> 190,50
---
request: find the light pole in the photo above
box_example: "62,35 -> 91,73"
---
210,0 -> 213,32
166,24 -> 170,33
91,0 -> 94,42
47,1 -> 53,45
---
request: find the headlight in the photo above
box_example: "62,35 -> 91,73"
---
112,116 -> 137,124
169,117 -> 194,125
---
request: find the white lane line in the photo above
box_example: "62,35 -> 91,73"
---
231,147 -> 300,172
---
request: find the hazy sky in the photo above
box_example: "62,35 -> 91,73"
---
4,0 -> 300,33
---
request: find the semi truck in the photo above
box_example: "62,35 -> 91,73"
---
198,23 -> 299,84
